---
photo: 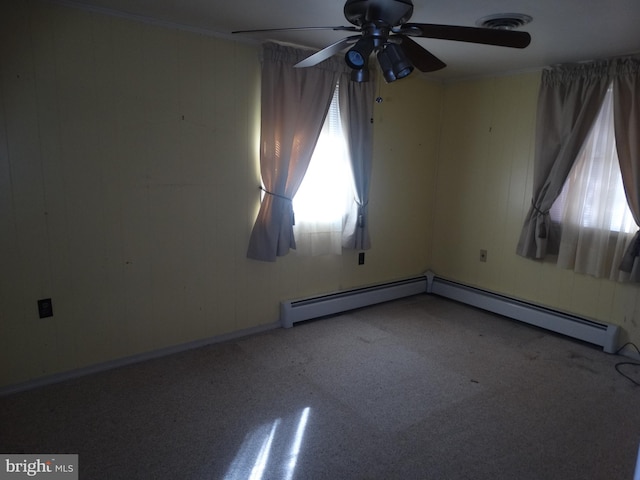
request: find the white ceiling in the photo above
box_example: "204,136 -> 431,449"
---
60,0 -> 640,81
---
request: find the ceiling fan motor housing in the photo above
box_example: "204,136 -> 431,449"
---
343,0 -> 412,75
344,0 -> 414,27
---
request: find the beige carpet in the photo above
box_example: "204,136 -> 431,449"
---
1,294 -> 639,479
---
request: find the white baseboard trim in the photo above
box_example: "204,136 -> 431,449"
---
0,321 -> 280,397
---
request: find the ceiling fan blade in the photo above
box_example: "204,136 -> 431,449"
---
400,23 -> 531,49
395,35 -> 446,72
294,35 -> 361,68
232,26 -> 358,34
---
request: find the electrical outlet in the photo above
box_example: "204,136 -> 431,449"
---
38,298 -> 53,318
479,249 -> 488,262
358,252 -> 365,265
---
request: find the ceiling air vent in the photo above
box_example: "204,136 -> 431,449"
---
476,13 -> 532,30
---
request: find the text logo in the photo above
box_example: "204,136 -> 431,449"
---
0,455 -> 78,479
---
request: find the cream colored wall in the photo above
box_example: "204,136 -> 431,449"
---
432,73 -> 640,345
4,2 -> 638,391
0,1 -> 441,388
366,76 -> 441,280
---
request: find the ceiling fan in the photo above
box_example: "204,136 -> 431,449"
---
233,0 -> 531,82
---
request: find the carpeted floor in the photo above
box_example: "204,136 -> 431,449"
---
1,294 -> 639,479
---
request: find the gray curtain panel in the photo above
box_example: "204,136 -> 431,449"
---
613,58 -> 640,275
339,75 -> 375,250
516,62 -> 611,259
247,43 -> 343,261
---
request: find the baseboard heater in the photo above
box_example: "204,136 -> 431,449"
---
280,272 -> 620,353
280,276 -> 428,328
425,271 -> 620,353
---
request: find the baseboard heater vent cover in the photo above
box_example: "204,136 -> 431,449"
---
280,276 -> 427,328
425,271 -> 620,353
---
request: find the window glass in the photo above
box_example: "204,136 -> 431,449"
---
292,84 -> 352,225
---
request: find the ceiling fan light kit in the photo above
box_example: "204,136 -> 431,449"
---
345,37 -> 375,69
351,67 -> 370,82
233,0 -> 532,83
377,43 -> 414,82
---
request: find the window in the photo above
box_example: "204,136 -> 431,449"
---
550,85 -> 637,279
292,84 -> 354,255
550,86 -> 635,233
